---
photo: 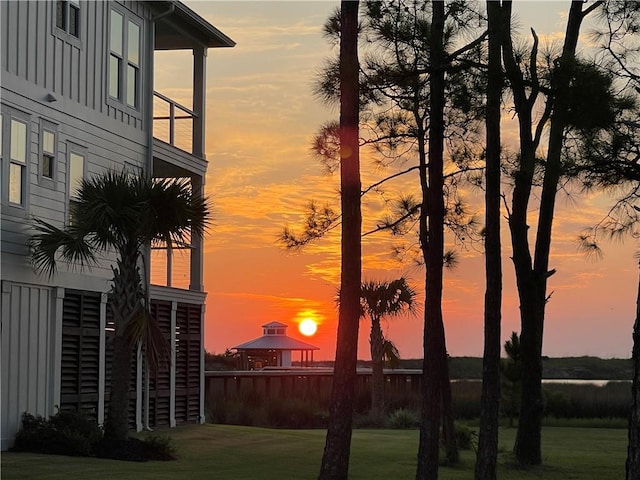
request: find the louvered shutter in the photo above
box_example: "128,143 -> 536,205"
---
175,303 -> 201,424
60,290 -> 101,416
146,300 -> 172,427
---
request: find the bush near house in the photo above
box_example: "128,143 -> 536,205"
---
12,410 -> 177,462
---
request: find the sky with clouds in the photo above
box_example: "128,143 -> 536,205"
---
157,1 -> 638,360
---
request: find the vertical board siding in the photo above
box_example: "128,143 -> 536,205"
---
0,283 -> 52,449
1,0 -> 146,131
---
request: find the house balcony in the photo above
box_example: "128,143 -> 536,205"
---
148,1 -> 234,295
149,90 -> 207,293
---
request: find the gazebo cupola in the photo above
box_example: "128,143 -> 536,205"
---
263,321 -> 287,336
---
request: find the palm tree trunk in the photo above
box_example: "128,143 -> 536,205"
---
475,3 -> 503,478
441,359 -> 458,464
370,318 -> 385,423
105,334 -> 133,441
104,251 -> 142,441
318,2 -> 360,478
627,260 -> 640,480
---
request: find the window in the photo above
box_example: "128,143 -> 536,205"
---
109,8 -> 141,109
68,151 -> 84,199
40,121 -> 58,183
67,147 -> 85,224
56,0 -> 80,38
0,108 -> 30,209
8,119 -> 28,206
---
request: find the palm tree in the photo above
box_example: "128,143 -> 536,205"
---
30,170 -> 209,442
360,277 -> 416,421
501,331 -> 522,428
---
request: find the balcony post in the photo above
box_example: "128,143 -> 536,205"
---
192,46 -> 207,158
190,174 -> 204,292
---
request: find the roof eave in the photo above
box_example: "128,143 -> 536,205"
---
173,1 -> 236,48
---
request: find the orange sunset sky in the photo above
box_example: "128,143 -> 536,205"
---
156,1 -> 638,361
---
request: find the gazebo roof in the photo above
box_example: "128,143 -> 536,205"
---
234,335 -> 319,351
262,321 -> 288,328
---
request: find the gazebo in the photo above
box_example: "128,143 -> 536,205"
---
233,322 -> 319,370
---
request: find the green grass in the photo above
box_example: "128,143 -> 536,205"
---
1,424 -> 626,480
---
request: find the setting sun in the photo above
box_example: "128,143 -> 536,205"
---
299,319 -> 318,337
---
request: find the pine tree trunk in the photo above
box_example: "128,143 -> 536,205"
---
513,296 -> 544,465
370,318 -> 385,423
626,261 -> 640,480
514,2 -> 588,465
318,2 -> 360,478
475,2 -> 503,478
416,2 -> 451,478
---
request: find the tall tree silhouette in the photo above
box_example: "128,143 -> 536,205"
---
499,0 -> 613,465
318,1 -> 361,478
475,2 -> 503,478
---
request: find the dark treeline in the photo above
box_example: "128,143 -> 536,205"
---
309,357 -> 632,381
206,352 -> 632,380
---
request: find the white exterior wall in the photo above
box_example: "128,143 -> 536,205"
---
0,0 -> 218,450
0,0 -> 153,449
0,283 -> 58,450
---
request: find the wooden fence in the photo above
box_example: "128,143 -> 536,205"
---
205,368 -> 423,404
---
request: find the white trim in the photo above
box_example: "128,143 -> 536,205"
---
170,301 -> 177,427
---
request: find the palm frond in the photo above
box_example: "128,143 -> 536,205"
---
125,307 -> 171,373
30,218 -> 97,277
360,276 -> 418,320
147,178 -> 211,246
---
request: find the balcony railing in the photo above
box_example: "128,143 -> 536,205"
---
150,242 -> 192,290
153,91 -> 196,154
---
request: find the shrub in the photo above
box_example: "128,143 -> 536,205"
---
266,398 -> 327,428
141,434 -> 178,461
544,389 -> 572,418
353,411 -> 386,428
13,410 -> 102,457
96,435 -> 178,462
453,422 -> 477,451
388,408 -> 419,429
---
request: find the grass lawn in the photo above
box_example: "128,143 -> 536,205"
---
1,424 -> 625,479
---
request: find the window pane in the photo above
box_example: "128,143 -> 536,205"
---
43,130 -> 55,154
56,0 -> 66,30
126,65 -> 138,107
9,163 -> 23,204
109,54 -> 121,98
110,10 -> 123,55
43,155 -> 53,178
69,5 -> 79,37
128,21 -> 140,66
10,119 -> 26,163
69,152 -> 84,198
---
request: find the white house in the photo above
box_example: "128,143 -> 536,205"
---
0,0 -> 234,449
